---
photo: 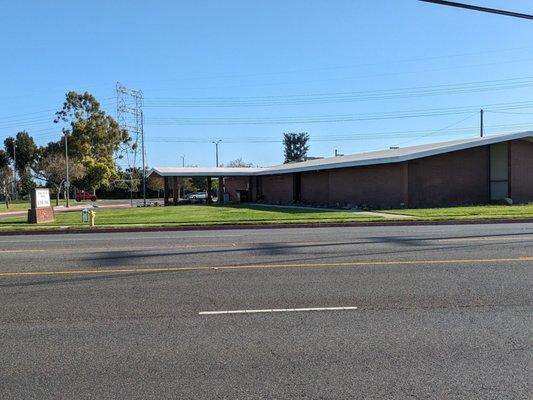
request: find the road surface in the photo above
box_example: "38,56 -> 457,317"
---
0,223 -> 531,399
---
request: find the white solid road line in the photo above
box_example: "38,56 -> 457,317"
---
198,306 -> 358,315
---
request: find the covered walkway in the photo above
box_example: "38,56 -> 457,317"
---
147,167 -> 261,206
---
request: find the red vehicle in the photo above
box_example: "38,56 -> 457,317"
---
75,190 -> 97,202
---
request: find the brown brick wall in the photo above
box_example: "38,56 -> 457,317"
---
258,174 -> 294,204
298,164 -> 407,208
408,146 -> 489,207
223,176 -> 249,202
262,149 -> 490,209
301,171 -> 330,205
510,139 -> 533,203
328,163 -> 408,208
226,139 -> 531,208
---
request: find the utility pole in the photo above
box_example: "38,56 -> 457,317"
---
64,132 -> 70,207
480,109 -> 484,138
12,141 -> 16,200
180,155 -> 185,167
213,140 -> 222,167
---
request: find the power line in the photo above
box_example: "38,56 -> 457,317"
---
0,101 -> 117,130
143,79 -> 533,108
419,0 -> 533,20
158,57 -> 533,93
145,100 -> 533,126
146,122 -> 533,144
486,110 -> 533,116
0,98 -> 116,121
130,45 -> 533,88
395,112 -> 478,147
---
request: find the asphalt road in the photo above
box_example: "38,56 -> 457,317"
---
0,223 -> 532,399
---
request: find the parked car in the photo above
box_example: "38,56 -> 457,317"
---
75,190 -> 97,202
187,192 -> 207,200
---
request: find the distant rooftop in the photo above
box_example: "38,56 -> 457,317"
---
149,131 -> 533,177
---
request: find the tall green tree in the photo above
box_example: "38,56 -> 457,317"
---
283,132 -> 309,163
34,152 -> 84,205
4,131 -> 38,173
0,165 -> 11,207
54,91 -> 130,190
4,131 -> 38,195
0,150 -> 11,207
40,140 -> 63,158
0,149 -> 9,169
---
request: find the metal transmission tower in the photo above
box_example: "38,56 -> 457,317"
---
116,83 -> 146,206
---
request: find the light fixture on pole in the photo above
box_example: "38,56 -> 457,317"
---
12,140 -> 16,200
212,140 -> 222,167
64,131 -> 70,207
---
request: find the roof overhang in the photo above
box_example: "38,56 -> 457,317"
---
148,131 -> 533,178
148,167 -> 262,178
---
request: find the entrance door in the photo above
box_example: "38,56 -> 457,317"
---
489,143 -> 509,200
293,173 -> 302,203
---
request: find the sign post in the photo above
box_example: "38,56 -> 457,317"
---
28,188 -> 55,223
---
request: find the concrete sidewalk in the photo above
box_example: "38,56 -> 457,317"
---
248,203 -> 415,219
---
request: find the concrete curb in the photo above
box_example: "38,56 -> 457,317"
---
0,218 -> 532,236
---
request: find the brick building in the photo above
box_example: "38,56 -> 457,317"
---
149,132 -> 533,208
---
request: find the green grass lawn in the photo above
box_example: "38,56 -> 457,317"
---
0,199 -> 84,214
0,201 -> 31,213
1,203 -> 532,232
383,203 -> 533,220
0,204 -> 384,231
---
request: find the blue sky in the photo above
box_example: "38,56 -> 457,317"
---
1,0 -> 532,168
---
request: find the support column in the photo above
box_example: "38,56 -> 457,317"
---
163,176 -> 170,206
218,177 -> 224,204
207,177 -> 212,204
172,176 -> 178,205
248,176 -> 254,202
402,161 -> 409,207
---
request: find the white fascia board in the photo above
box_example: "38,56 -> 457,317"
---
256,131 -> 533,175
149,132 -> 533,177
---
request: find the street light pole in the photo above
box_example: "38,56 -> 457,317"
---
141,110 -> 146,207
180,155 -> 185,167
64,132 -> 70,207
212,140 -> 222,167
12,141 -> 16,200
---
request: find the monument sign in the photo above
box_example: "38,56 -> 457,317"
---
28,188 -> 55,223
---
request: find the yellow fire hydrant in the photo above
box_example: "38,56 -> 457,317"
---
89,210 -> 96,227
